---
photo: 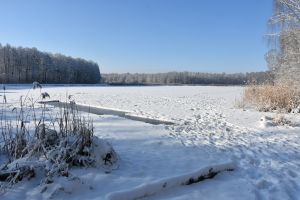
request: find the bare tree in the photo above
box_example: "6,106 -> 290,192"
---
101,72 -> 272,86
0,44 -> 101,84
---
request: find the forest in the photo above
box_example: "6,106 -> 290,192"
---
101,71 -> 273,85
0,44 -> 100,84
0,43 -> 272,86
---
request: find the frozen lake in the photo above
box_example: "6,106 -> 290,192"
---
1,85 -> 300,200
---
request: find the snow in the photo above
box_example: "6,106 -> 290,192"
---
43,101 -> 175,125
1,85 -> 300,200
106,162 -> 235,200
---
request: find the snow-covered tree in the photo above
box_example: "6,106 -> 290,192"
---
267,0 -> 300,84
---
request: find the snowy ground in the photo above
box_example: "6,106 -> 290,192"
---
1,85 -> 300,200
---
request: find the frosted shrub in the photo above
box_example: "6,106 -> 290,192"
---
0,83 -> 118,191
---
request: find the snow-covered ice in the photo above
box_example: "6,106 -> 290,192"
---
1,85 -> 300,200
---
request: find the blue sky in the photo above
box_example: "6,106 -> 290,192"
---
0,0 -> 272,73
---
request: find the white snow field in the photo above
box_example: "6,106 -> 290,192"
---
1,85 -> 300,200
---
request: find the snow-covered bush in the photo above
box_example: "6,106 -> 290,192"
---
0,83 -> 118,192
272,115 -> 292,126
259,114 -> 292,128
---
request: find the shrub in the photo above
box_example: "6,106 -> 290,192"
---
0,83 -> 118,192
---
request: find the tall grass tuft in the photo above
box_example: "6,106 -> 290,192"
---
241,82 -> 300,113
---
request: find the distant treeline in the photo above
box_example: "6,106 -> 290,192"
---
101,71 -> 273,85
0,44 -> 100,84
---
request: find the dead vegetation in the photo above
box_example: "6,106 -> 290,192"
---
241,82 -> 300,113
0,83 -> 118,193
259,114 -> 293,127
272,115 -> 292,126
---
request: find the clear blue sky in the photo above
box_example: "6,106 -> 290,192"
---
0,0 -> 272,73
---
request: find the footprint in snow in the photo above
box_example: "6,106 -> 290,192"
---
287,170 -> 298,178
256,179 -> 273,190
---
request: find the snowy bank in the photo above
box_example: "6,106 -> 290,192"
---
41,101 -> 176,125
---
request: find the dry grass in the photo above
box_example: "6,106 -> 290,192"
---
0,83 -> 118,190
242,83 -> 300,113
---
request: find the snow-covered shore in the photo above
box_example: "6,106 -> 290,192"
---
1,85 -> 300,200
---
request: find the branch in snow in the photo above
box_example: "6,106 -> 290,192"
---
106,162 -> 235,200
